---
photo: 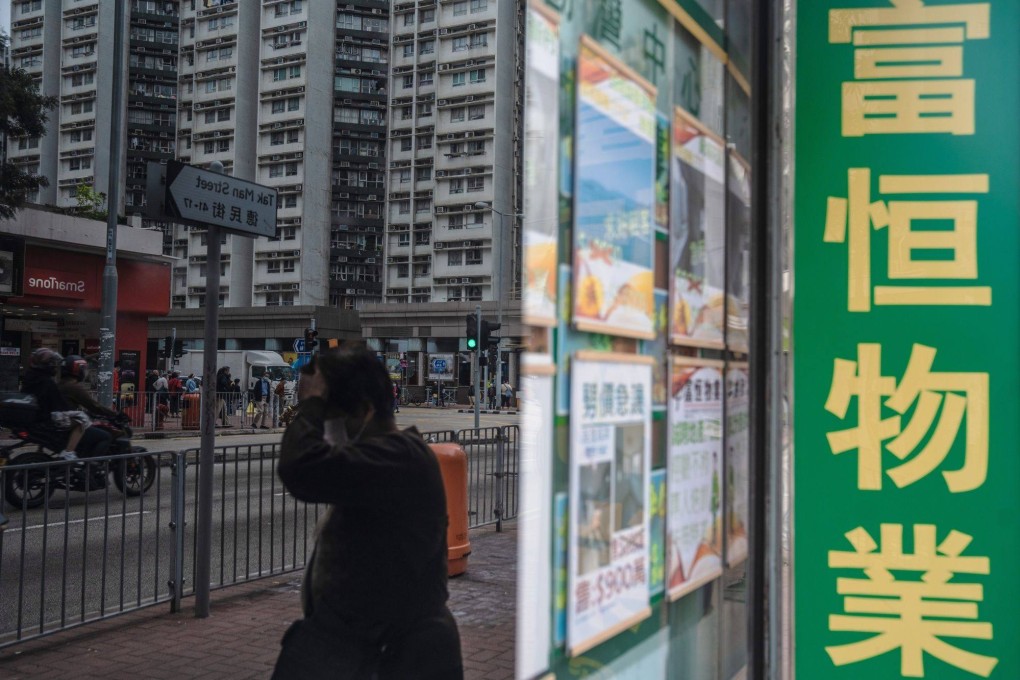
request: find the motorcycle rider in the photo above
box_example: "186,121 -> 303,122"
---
58,356 -> 124,443
20,348 -> 106,460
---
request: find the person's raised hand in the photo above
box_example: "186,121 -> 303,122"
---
297,365 -> 328,403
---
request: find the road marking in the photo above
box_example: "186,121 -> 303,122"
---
5,511 -> 152,533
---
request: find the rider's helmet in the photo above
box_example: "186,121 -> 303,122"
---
61,355 -> 89,382
29,348 -> 63,376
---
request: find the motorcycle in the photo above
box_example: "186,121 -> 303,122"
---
0,408 -> 157,510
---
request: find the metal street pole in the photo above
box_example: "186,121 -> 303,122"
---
97,0 -> 127,408
195,160 -> 225,619
473,304 -> 481,427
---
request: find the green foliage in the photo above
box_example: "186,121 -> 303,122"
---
0,32 -> 58,220
73,182 -> 108,221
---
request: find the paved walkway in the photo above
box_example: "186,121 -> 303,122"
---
0,524 -> 517,679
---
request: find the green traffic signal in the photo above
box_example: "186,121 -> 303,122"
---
466,313 -> 479,349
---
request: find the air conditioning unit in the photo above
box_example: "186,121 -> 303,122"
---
435,242 -> 444,249
435,170 -> 446,177
461,278 -> 471,283
357,289 -> 366,295
467,24 -> 477,30
290,283 -> 300,290
339,193 -> 350,198
436,207 -> 447,214
438,64 -> 449,71
272,122 -> 282,129
271,155 -> 281,160
366,258 -> 376,263
439,28 -> 449,35
465,96 -> 475,102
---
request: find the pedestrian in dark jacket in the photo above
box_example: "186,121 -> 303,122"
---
273,349 -> 463,680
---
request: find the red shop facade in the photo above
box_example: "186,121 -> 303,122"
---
0,243 -> 171,393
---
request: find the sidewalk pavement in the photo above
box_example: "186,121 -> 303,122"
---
0,524 -> 517,679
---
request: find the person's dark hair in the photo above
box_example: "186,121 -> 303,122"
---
305,348 -> 394,421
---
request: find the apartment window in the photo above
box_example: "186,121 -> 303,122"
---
449,142 -> 462,154
401,106 -> 413,120
70,73 -> 95,87
415,199 -> 431,213
19,26 -> 42,39
447,250 -> 462,266
402,12 -> 414,26
21,56 -> 41,68
450,108 -> 465,122
468,212 -> 485,227
398,169 -> 411,184
452,73 -> 465,87
402,75 -> 414,89
69,101 -> 95,115
465,249 -> 483,265
416,136 -> 432,150
418,71 -> 433,86
470,68 -> 486,84
419,40 -> 435,55
467,140 -> 485,154
265,292 -> 296,307
465,286 -> 482,300
272,100 -> 286,114
403,44 -> 414,58
281,226 -> 297,240
471,0 -> 488,11
288,97 -> 300,111
283,194 -> 298,208
452,37 -> 468,52
416,167 -> 432,181
467,104 -> 486,121
449,179 -> 464,194
453,1 -> 467,15
71,45 -> 96,58
418,103 -> 432,118
397,201 -> 410,215
420,9 -> 435,23
68,157 -> 91,171
69,129 -> 93,143
208,15 -> 235,29
20,1 -> 42,14
400,138 -> 413,151
396,264 -> 409,278
397,233 -> 410,246
470,33 -> 487,48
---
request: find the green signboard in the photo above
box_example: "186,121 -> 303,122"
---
794,1 -> 1019,678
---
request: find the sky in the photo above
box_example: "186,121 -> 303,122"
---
0,4 -> 9,39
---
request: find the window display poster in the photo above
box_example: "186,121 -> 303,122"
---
523,2 -> 560,327
725,363 -> 749,566
649,468 -> 667,597
517,370 -> 554,678
569,355 -> 653,654
572,37 -> 657,340
669,108 -> 727,348
726,153 -> 751,352
641,289 -> 670,411
667,358 -> 724,600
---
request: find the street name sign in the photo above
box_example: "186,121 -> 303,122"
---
147,161 -> 278,238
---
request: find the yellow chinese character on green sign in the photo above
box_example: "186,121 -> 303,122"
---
830,0 -> 990,136
824,169 -> 991,312
826,343 -> 988,492
828,524 -> 997,677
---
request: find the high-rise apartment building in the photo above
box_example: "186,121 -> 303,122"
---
358,0 -> 524,389
169,0 -> 387,314
6,0 -> 178,218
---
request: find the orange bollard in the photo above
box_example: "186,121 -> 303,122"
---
431,442 -> 471,577
182,393 -> 201,430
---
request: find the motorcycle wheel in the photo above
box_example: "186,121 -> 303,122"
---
113,454 -> 156,496
4,451 -> 57,510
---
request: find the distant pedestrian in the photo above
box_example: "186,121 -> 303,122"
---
273,350 -> 463,679
487,384 -> 496,410
501,381 -> 512,408
216,366 -> 232,427
185,373 -> 199,393
393,382 -> 400,413
467,384 -> 475,407
252,373 -> 271,429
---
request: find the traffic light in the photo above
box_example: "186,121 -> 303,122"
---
465,313 -> 478,350
173,339 -> 184,359
162,336 -> 172,358
304,327 -> 319,352
480,319 -> 501,347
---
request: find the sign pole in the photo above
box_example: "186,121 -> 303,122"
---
474,304 -> 481,428
195,161 -> 225,619
97,0 -> 126,408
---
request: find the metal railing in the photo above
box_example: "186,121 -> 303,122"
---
0,425 -> 518,648
93,390 -> 295,434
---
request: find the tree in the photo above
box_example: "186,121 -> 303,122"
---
73,182 -> 108,221
0,32 -> 58,220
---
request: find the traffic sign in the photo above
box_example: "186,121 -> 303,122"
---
293,338 -> 305,352
150,160 -> 278,237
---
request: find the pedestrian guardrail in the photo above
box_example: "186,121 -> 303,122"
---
0,425 -> 519,649
90,390 -> 295,434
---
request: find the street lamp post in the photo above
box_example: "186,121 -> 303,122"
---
474,201 -> 522,409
